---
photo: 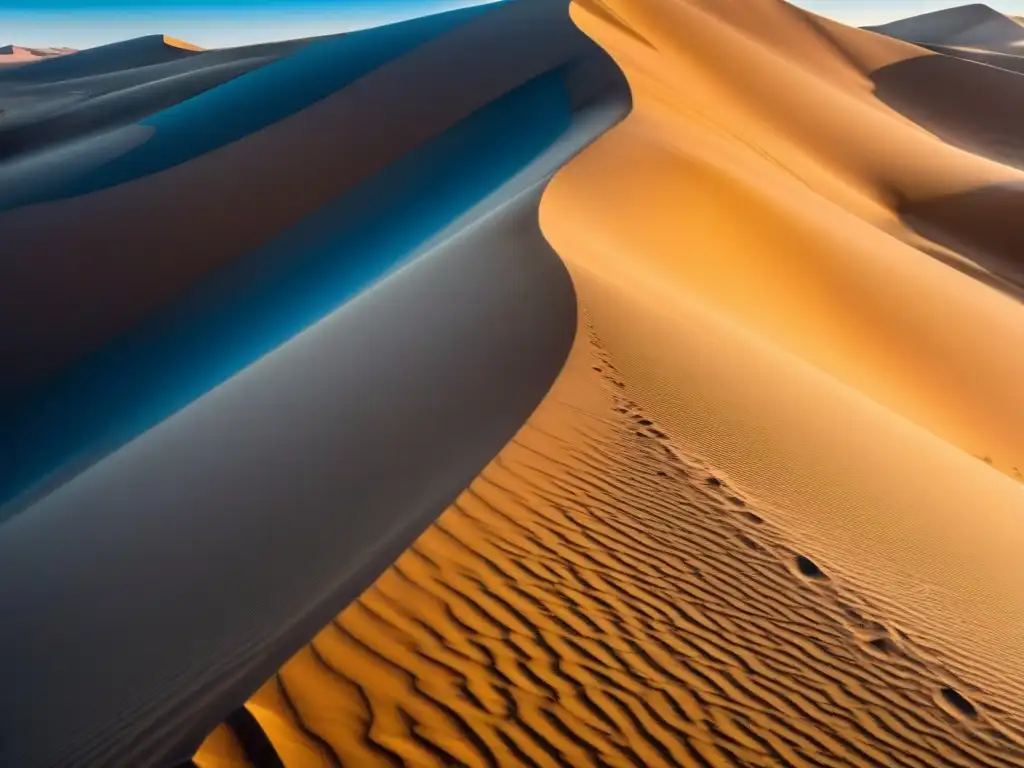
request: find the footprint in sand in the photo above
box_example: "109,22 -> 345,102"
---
794,554 -> 828,580
937,686 -> 980,720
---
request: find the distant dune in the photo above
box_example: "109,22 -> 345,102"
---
0,44 -> 76,68
3,34 -> 202,80
866,3 -> 1024,53
0,36 -> 313,162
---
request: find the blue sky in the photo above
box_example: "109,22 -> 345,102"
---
2,0 -> 1022,49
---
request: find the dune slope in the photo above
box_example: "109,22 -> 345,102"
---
196,308 -> 1024,768
0,0 -> 614,514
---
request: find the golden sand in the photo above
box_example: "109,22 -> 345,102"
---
195,307 -> 1024,766
195,1 -> 1024,764
162,35 -> 204,51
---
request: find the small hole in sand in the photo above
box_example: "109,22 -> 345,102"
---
795,555 -> 826,579
656,471 -> 668,477
939,687 -> 978,719
868,637 -> 896,654
706,476 -> 722,487
636,419 -> 653,426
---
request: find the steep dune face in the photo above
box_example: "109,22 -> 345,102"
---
0,0 -> 613,514
0,3 -> 631,767
192,0 -> 1024,766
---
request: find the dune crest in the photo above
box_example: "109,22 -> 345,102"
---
163,35 -> 204,51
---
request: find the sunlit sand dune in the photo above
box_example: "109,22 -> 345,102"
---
195,310 -> 1024,768
191,0 -> 1024,766
0,45 -> 75,66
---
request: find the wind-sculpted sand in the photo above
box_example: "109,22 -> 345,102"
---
194,308 -> 1024,768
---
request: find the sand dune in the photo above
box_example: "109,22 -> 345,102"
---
0,2 -> 629,766
0,44 -> 75,66
0,35 -> 202,82
0,0 -> 614,514
6,0 -> 1024,766
195,309 -> 1024,768
188,1 -> 1024,766
865,3 -> 1024,53
908,42 -> 1024,74
0,36 -> 312,161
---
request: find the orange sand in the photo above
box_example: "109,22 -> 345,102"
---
195,1 -> 1024,765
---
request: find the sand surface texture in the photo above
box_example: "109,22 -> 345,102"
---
193,1 -> 1024,767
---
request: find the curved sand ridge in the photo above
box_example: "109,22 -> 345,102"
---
0,1 -> 630,766
0,0 -> 608,513
194,0 -> 1024,766
543,0 -> 1024,718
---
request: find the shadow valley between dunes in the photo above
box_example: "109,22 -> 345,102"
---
869,52 -> 1024,171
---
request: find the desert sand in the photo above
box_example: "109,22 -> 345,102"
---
0,44 -> 75,66
5,0 -> 1024,765
189,1 -> 1024,767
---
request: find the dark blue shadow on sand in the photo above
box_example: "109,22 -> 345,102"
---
0,63 -> 575,516
0,3 -> 494,212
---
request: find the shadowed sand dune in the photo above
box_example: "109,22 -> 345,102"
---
192,0 -> 1024,766
0,35 -> 202,82
0,170 -> 581,768
865,3 -> 1024,53
910,42 -> 1024,74
868,46 -> 1024,170
0,0 -> 619,514
0,36 -> 314,160
0,1 -> 630,766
